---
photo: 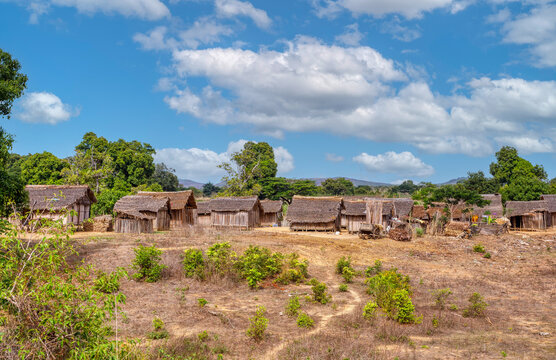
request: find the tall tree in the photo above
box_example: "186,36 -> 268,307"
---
20,151 -> 68,185
459,171 -> 499,194
202,182 -> 220,197
1,49 -> 28,118
321,178 -> 355,196
259,177 -> 292,200
151,163 -> 179,191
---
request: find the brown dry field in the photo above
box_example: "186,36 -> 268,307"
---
73,226 -> 556,360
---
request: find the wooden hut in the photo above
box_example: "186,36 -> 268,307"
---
113,195 -> 171,233
209,196 -> 261,229
195,201 -> 211,226
343,201 -> 367,233
505,200 -> 550,231
286,196 -> 344,232
540,195 -> 556,228
138,191 -> 197,228
260,200 -> 283,227
392,198 -> 414,220
25,185 -> 97,225
365,199 -> 394,228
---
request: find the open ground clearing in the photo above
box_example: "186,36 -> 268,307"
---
73,227 -> 556,359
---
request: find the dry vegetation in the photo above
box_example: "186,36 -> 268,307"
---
72,226 -> 556,359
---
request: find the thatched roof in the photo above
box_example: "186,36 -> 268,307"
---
343,201 -> 366,216
392,198 -> 414,218
114,195 -> 170,219
475,194 -> 503,217
138,191 -> 196,210
26,185 -> 97,210
260,200 -> 282,214
540,195 -> 556,213
505,200 -> 549,217
209,196 -> 260,212
286,196 -> 344,224
196,201 -> 211,215
412,205 -> 427,219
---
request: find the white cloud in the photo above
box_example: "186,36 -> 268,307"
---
495,136 -> 554,154
353,151 -> 435,177
486,8 -> 511,23
14,0 -> 170,22
325,153 -> 344,162
155,140 -> 293,181
500,4 -> 556,67
335,23 -> 364,46
312,0 -> 459,19
16,92 -> 79,124
133,26 -> 176,51
380,17 -> 422,42
215,0 -> 272,29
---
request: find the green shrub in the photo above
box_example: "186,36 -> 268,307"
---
363,300 -> 378,320
94,267 -> 127,294
197,330 -> 209,342
246,306 -> 268,341
415,227 -> 424,237
183,248 -> 205,279
206,242 -> 235,274
336,256 -> 351,274
390,289 -> 419,324
296,312 -> 314,328
236,246 -> 283,288
432,288 -> 452,310
484,252 -> 491,259
311,280 -> 331,304
462,292 -> 488,318
432,316 -> 439,328
148,317 -> 169,340
365,260 -> 383,277
286,296 -> 301,317
339,284 -> 348,292
342,266 -> 356,283
197,298 -> 208,307
473,244 -> 486,253
132,245 -> 166,282
276,253 -> 308,284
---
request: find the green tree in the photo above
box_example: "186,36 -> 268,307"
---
61,149 -> 114,192
1,48 -> 28,118
321,177 -> 355,196
152,163 -> 179,191
391,180 -> 422,195
415,184 -> 488,221
490,146 -> 547,185
202,182 -> 220,197
459,171 -> 499,194
259,177 -> 292,200
499,176 -> 550,202
107,138 -> 156,189
291,179 -> 319,197
20,151 -> 68,185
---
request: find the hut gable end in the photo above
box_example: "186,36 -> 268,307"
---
26,185 -> 97,210
286,196 -> 344,224
137,191 -> 196,210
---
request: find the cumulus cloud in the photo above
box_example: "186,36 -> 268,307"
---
325,153 -> 344,162
16,92 -> 79,124
312,0 -> 460,19
380,17 -> 422,42
335,23 -> 364,46
215,0 -> 272,29
353,151 -> 434,177
155,140 -> 293,181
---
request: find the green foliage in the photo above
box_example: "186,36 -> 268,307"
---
432,288 -> 452,310
285,296 -> 301,316
473,244 -> 486,253
365,260 -> 383,277
449,304 -> 458,311
342,266 -> 356,283
183,249 -> 205,280
94,267 -> 127,294
432,315 -> 439,328
197,298 -> 208,307
484,252 -> 491,259
321,177 -> 355,196
246,306 -> 268,341
311,280 -> 331,304
206,242 -> 235,275
148,317 -> 169,340
132,245 -> 166,282
459,171 -> 499,194
236,246 -> 282,288
463,292 -> 488,318
500,175 -> 550,202
363,300 -> 378,320
152,163 -> 180,191
197,330 -> 209,342
291,179 -> 319,197
413,183 -> 488,220
390,180 -> 422,195
339,284 -> 348,292
202,182 -> 220,197
20,151 -> 69,185
275,253 -> 309,284
259,176 -> 292,200
336,256 -> 352,274
296,312 -> 314,328
0,130 -> 26,217
0,48 -> 28,118
415,227 -> 424,237
390,289 -> 419,324
91,188 -> 129,216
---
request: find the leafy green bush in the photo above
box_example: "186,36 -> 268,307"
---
311,280 -> 331,304
148,317 -> 169,340
296,312 -> 314,328
197,330 -> 209,342
236,246 -> 283,288
363,300 -> 378,320
462,292 -> 488,318
484,252 -> 491,259
336,256 -> 351,274
365,260 -> 383,277
246,306 -> 268,341
415,227 -> 424,237
197,298 -> 208,307
390,289 -> 420,324
286,296 -> 301,316
432,288 -> 452,310
132,245 -> 166,282
342,266 -> 356,283
339,284 -> 348,292
276,253 -> 308,284
183,248 -> 205,279
206,242 -> 235,275
473,244 -> 486,253
94,267 -> 127,294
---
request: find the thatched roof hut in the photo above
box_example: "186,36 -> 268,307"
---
138,191 -> 196,227
25,185 -> 97,225
209,196 -> 261,229
287,196 -> 344,232
505,200 -> 550,230
260,200 -> 283,226
114,195 -> 171,233
392,198 -> 414,219
474,194 -> 504,218
342,200 -> 367,233
540,195 -> 556,228
194,201 -> 211,226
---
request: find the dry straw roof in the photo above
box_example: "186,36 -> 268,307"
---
260,200 -> 283,213
540,195 -> 556,213
476,194 -> 504,216
343,201 -> 367,216
505,200 -> 549,217
392,198 -> 414,218
209,196 -> 260,212
196,201 -> 211,215
138,190 -> 196,210
286,196 -> 344,224
114,195 -> 170,219
26,185 -> 97,210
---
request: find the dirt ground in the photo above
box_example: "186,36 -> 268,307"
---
73,226 -> 556,359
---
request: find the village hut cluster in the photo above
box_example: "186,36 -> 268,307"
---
20,184 -> 556,234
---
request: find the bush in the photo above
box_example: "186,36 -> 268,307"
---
432,288 -> 453,310
296,312 -> 314,328
197,298 -> 208,307
94,267 -> 127,294
336,256 -> 351,274
484,252 -> 491,259
311,280 -> 331,304
206,242 -> 235,275
339,284 -> 348,292
246,306 -> 268,341
415,227 -> 424,237
183,248 -> 205,279
342,266 -> 356,283
365,260 -> 383,277
276,253 -> 309,285
148,317 -> 169,340
390,289 -> 419,324
132,245 -> 166,282
363,301 -> 378,320
286,296 -> 301,317
463,292 -> 488,318
473,244 -> 486,253
236,246 -> 283,288
197,330 -> 209,342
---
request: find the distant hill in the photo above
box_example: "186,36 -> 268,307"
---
179,179 -> 205,189
307,177 -> 391,187
438,177 -> 466,185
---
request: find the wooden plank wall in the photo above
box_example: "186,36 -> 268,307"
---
211,210 -> 253,229
346,215 -> 366,233
261,213 -> 279,226
196,214 -> 211,226
290,221 -> 337,232
154,210 -> 171,231
115,218 -> 153,233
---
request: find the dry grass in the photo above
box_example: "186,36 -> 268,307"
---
70,227 -> 556,359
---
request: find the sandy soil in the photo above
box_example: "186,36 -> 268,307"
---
72,226 -> 556,359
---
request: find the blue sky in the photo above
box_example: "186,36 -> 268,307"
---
1,0 -> 555,184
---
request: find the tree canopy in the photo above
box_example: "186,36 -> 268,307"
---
321,178 -> 355,196
0,48 -> 28,118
